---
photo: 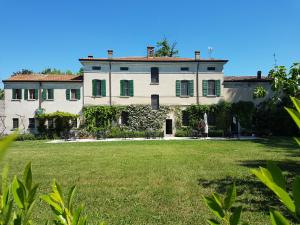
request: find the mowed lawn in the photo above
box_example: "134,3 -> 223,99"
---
1,138 -> 300,224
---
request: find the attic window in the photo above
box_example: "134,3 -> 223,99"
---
120,67 -> 129,71
207,67 -> 216,71
181,67 -> 189,71
92,66 -> 101,71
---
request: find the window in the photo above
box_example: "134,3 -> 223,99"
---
207,67 -> 216,71
71,89 -> 77,100
120,80 -> 133,97
92,66 -> 101,71
48,119 -> 54,129
151,95 -> 159,110
182,111 -> 189,126
124,80 -> 130,96
12,89 -> 22,100
208,80 -> 216,96
47,89 -> 54,100
181,81 -> 189,96
72,119 -> 77,128
181,67 -> 189,71
29,89 -> 36,100
28,118 -> 35,129
13,118 -> 19,129
120,67 -> 129,71
96,80 -> 102,96
151,67 -> 159,84
121,111 -> 129,125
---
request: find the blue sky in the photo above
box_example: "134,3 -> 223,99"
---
0,0 -> 299,82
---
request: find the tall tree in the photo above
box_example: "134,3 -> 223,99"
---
13,69 -> 33,75
155,38 -> 179,57
0,89 -> 4,100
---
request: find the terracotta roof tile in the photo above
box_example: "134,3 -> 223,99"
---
3,74 -> 83,82
224,76 -> 272,82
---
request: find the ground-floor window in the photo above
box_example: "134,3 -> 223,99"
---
182,110 -> 189,126
13,118 -> 19,129
121,111 -> 129,126
48,119 -> 54,129
151,95 -> 159,110
28,118 -> 35,129
72,118 -> 77,128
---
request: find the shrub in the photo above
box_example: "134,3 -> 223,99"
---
15,133 -> 37,141
175,128 -> 191,137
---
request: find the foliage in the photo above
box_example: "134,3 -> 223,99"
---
13,69 -> 33,75
83,106 -> 121,134
106,127 -> 163,138
174,128 -> 191,137
253,86 -> 267,99
77,68 -> 84,76
41,68 -> 75,75
37,111 -> 79,137
155,38 -> 179,57
215,101 -> 232,137
231,101 -> 255,131
15,133 -> 37,141
204,183 -> 243,225
0,89 -> 4,100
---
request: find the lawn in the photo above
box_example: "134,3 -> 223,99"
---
1,138 -> 299,224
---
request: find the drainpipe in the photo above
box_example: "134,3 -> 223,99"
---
109,61 -> 112,106
38,82 -> 42,110
196,61 -> 200,105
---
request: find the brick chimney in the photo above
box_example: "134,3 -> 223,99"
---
257,70 -> 262,79
195,51 -> 200,60
108,50 -> 113,59
147,46 -> 155,57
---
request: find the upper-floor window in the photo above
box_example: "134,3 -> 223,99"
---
66,89 -> 80,100
120,80 -> 134,97
29,89 -> 36,100
207,66 -> 216,71
151,95 -> 159,110
181,67 -> 189,71
28,118 -> 35,129
24,89 -> 38,100
12,89 -> 22,100
13,118 -> 19,129
71,89 -> 77,100
208,80 -> 216,96
47,89 -> 54,100
92,80 -> 106,97
176,80 -> 194,97
92,66 -> 101,71
151,67 -> 159,84
120,67 -> 129,71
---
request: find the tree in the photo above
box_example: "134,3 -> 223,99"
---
77,67 -> 84,76
41,68 -> 74,75
13,69 -> 33,75
0,89 -> 4,100
155,38 -> 179,57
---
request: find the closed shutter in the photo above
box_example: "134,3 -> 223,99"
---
202,80 -> 208,96
34,89 -> 38,100
129,80 -> 134,97
42,89 -> 46,100
20,89 -> 22,99
215,80 -> 221,97
66,89 -> 70,100
24,89 -> 28,100
92,80 -> 97,96
12,89 -> 16,99
120,80 -> 124,96
76,89 -> 81,100
101,80 -> 106,97
176,80 -> 181,97
188,80 -> 194,97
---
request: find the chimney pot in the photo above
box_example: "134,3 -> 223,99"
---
108,50 -> 113,59
195,51 -> 200,60
88,55 -> 93,58
147,46 -> 155,58
257,71 -> 262,79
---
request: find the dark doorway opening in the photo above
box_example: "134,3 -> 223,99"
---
166,119 -> 173,135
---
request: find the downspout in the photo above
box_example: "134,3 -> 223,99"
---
196,61 -> 200,105
109,61 -> 112,106
38,82 -> 42,110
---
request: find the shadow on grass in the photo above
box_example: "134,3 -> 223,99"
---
198,159 -> 300,220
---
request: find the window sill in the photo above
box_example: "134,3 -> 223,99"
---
150,83 -> 159,85
11,99 -> 21,101
119,96 -> 131,98
69,99 -> 78,101
27,99 -> 37,101
179,96 -> 190,98
205,95 -> 218,97
92,96 -> 105,98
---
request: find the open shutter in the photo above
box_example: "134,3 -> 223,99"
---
66,89 -> 70,100
50,89 -> 54,99
215,80 -> 221,97
129,80 -> 134,97
101,80 -> 106,97
202,80 -> 208,96
20,89 -> 22,99
120,80 -> 124,96
176,80 -> 181,97
12,89 -> 16,99
42,89 -> 46,100
92,80 -> 97,96
76,89 -> 81,100
24,89 -> 28,100
188,80 -> 194,97
34,89 -> 38,100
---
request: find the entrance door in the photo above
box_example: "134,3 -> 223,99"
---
166,119 -> 173,135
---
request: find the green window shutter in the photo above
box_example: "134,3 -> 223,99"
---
34,89 -> 38,100
176,80 -> 181,97
215,80 -> 221,97
120,80 -> 124,96
20,89 -> 22,99
129,80 -> 134,97
66,89 -> 70,100
188,80 -> 194,97
42,89 -> 46,100
202,80 -> 208,96
49,89 -> 54,99
92,79 -> 97,96
12,89 -> 16,99
101,80 -> 106,97
76,89 -> 81,100
24,89 -> 28,100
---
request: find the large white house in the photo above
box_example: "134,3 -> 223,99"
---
2,47 -> 272,135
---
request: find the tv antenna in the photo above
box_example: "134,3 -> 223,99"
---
273,53 -> 278,68
208,47 -> 213,59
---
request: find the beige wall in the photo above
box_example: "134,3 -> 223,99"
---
4,82 -> 82,134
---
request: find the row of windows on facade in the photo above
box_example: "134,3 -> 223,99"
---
92,80 -> 221,97
12,89 -> 81,100
12,118 -> 77,129
91,66 -> 216,72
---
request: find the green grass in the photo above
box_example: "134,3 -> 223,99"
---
1,138 -> 300,224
